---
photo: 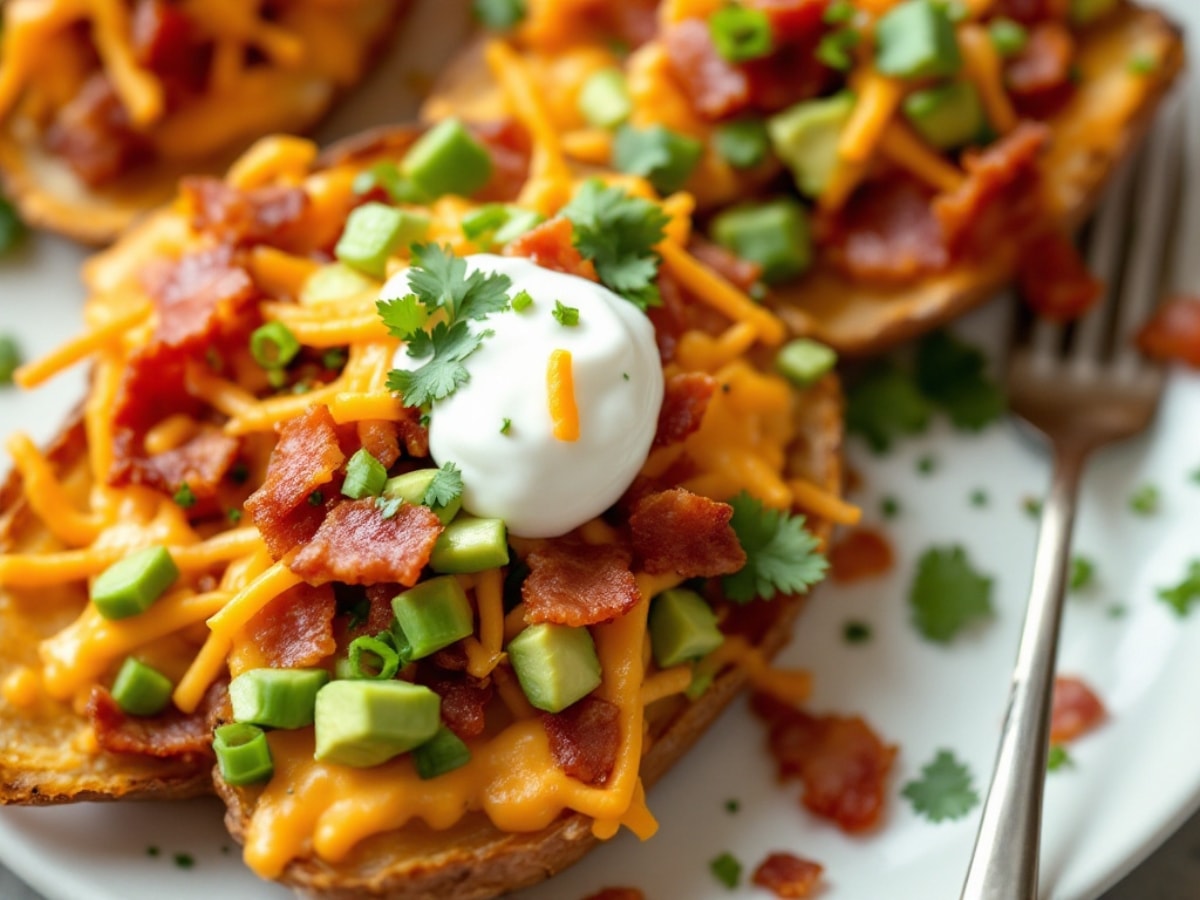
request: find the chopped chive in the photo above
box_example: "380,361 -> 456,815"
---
1046,744 -> 1074,772
0,334 -> 22,385
552,300 -> 580,326
881,496 -> 901,520
816,28 -> 861,72
1022,496 -> 1043,518
988,17 -> 1028,57
173,853 -> 195,870
346,635 -> 402,680
578,68 -> 633,129
500,417 -> 512,435
843,620 -> 872,644
969,489 -> 988,508
1129,483 -> 1159,515
173,482 -> 196,509
724,798 -> 741,814
227,508 -> 243,524
342,448 -> 388,500
709,851 -> 743,889
775,338 -> 837,387
1069,556 -> 1096,592
213,722 -> 274,785
111,657 -> 174,716
250,321 -> 301,371
916,454 -> 937,475
308,489 -> 325,506
709,6 -> 773,64
472,0 -> 525,30
511,289 -> 533,312
713,119 -> 771,170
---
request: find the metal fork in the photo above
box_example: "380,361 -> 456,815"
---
959,99 -> 1185,900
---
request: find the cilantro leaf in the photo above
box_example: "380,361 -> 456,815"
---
376,293 -> 429,340
846,362 -> 931,453
915,331 -> 1005,431
1046,744 -> 1074,772
552,300 -> 580,326
407,244 -> 512,321
902,749 -> 979,823
708,851 -> 742,889
1158,559 -> 1200,617
562,179 -> 669,310
424,461 -> 464,511
386,321 -> 489,408
721,491 -> 828,603
909,545 -> 993,642
1069,555 -> 1096,593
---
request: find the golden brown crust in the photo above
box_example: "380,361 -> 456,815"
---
0,416 -> 213,805
0,0 -> 411,245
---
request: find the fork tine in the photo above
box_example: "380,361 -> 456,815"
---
1113,94 -> 1185,378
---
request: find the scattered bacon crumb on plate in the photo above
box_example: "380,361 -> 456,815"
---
753,851 -> 825,899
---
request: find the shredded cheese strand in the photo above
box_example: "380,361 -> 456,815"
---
546,349 -> 580,442
659,244 -> 785,347
14,303 -> 150,389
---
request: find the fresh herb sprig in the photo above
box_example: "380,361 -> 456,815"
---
722,491 -> 828,603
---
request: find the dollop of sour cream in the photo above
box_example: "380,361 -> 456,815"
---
383,254 -> 663,538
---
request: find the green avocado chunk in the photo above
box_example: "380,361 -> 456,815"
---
313,680 -> 441,768
506,623 -> 602,713
648,589 -> 725,668
902,81 -> 985,151
382,469 -> 463,524
768,92 -> 856,198
229,668 -> 329,730
391,576 -> 475,660
1070,0 -> 1118,25
430,517 -> 510,574
874,0 -> 962,80
710,199 -> 811,285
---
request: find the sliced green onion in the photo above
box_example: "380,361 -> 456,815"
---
713,119 -> 771,170
492,208 -> 544,245
472,0 -> 525,30
351,162 -> 425,203
612,124 -> 704,195
0,190 -> 25,255
461,204 -> 511,240
552,300 -> 580,327
92,547 -> 180,620
250,321 -> 300,371
213,723 -> 274,786
578,68 -> 632,129
413,726 -> 472,779
401,119 -> 493,200
342,448 -> 388,500
709,6 -> 774,64
347,635 -> 401,680
775,338 -> 837,387
0,334 -> 22,385
816,28 -> 862,72
111,657 -> 173,716
824,0 -> 856,24
987,18 -> 1028,58
511,290 -> 534,312
172,482 -> 196,509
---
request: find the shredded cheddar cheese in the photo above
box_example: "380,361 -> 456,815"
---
546,348 -> 580,442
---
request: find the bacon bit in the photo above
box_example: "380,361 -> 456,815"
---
131,0 -> 207,95
44,74 -> 153,187
1017,230 -> 1101,321
829,528 -> 894,583
629,488 -> 746,578
87,680 -> 226,762
523,539 -> 640,627
395,406 -> 431,458
181,178 -> 311,251
359,583 -> 404,637
933,122 -> 1048,254
1006,23 -> 1077,117
245,405 -> 346,559
654,372 -> 717,448
112,428 -> 240,506
583,889 -> 646,900
751,692 -> 898,833
422,672 -> 494,740
821,176 -> 948,284
664,19 -> 751,120
432,642 -> 470,672
648,268 -> 690,363
742,38 -> 833,114
689,238 -> 763,292
1136,297 -> 1200,367
995,0 -> 1068,26
471,119 -> 533,203
752,852 -> 825,899
244,583 -> 337,669
542,695 -> 621,786
744,0 -> 827,43
356,419 -> 402,469
505,217 -> 598,281
141,244 -> 259,351
1050,675 -> 1107,744
290,499 -> 443,586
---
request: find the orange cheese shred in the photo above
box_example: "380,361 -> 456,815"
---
959,23 -> 1019,135
787,478 -> 861,527
659,243 -> 785,346
838,71 -> 903,163
14,303 -> 150,389
546,349 -> 580,442
878,120 -> 966,194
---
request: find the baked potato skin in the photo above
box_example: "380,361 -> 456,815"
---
0,418 -> 213,805
216,374 -> 844,900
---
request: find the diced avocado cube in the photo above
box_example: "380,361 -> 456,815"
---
229,667 -> 329,730
301,263 -> 376,305
401,118 -> 493,200
91,546 -> 180,620
874,0 -> 962,80
775,338 -> 838,387
902,81 -> 985,151
391,576 -> 474,660
1070,0 -> 1118,25
492,208 -> 544,245
768,92 -> 856,198
648,589 -> 724,668
382,469 -> 462,524
714,119 -> 771,170
335,203 -> 430,279
111,657 -> 174,717
412,725 -> 472,779
612,124 -> 704,195
710,199 -> 811,285
430,517 -> 509,574
506,623 -> 602,713
314,680 -> 441,768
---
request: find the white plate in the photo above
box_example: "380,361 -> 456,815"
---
3,2 -> 1200,898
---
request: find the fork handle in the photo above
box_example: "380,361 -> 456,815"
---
960,444 -> 1088,900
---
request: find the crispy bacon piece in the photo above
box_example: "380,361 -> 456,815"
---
542,695 -> 621,786
654,372 -> 717,447
1050,675 -> 1107,744
356,419 -> 402,469
1006,23 -> 1077,117
44,74 -> 153,187
423,672 -> 494,740
629,488 -> 746,578
664,19 -> 751,119
290,499 -> 443,586
395,406 -> 431,458
505,217 -> 598,281
744,0 -> 827,43
181,178 -> 311,252
933,122 -> 1048,254
821,177 -> 949,283
1017,230 -> 1102,321
472,119 -> 533,203
829,528 -> 895,583
245,405 -> 345,559
141,244 -> 258,351
995,0 -> 1068,26
583,889 -> 646,900
358,583 -> 404,636
131,0 -> 207,96
87,681 -> 226,762
1137,297 -> 1200,367
523,539 -> 640,627
752,852 -> 825,899
689,238 -> 763,292
112,427 -> 241,503
244,583 -> 337,669
751,693 -> 897,833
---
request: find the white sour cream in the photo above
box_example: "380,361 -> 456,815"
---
383,254 -> 663,538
